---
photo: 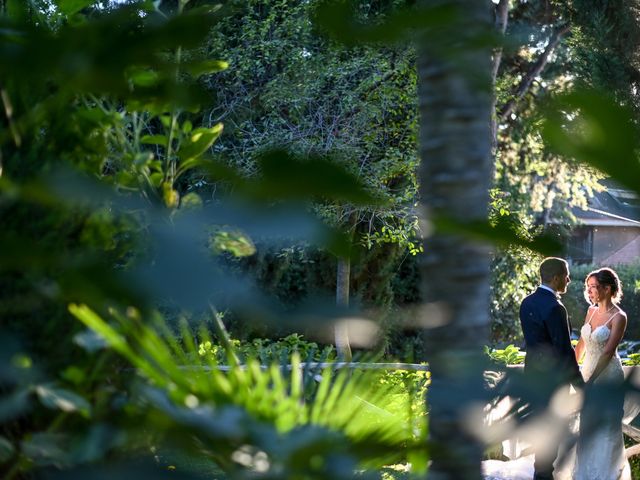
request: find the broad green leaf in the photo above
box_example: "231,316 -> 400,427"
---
543,90 -> 640,197
313,1 -> 458,45
69,304 -> 135,358
149,172 -> 164,188
35,384 -> 91,417
178,123 -> 224,162
127,67 -> 159,87
176,156 -> 210,177
55,0 -> 95,16
184,59 -> 229,78
432,215 -> 562,255
11,354 -> 32,369
115,171 -> 138,188
209,228 -> 256,257
180,192 -> 203,210
133,151 -> 154,166
253,149 -> 380,205
73,329 -> 108,353
140,134 -> 168,148
149,160 -> 163,171
60,366 -> 86,385
160,115 -> 172,128
0,436 -> 14,464
76,107 -> 119,125
7,0 -> 29,20
21,433 -> 70,467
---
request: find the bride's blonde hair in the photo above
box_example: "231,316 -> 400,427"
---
584,267 -> 623,305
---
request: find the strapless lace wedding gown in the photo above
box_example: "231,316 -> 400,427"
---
484,312 -> 631,480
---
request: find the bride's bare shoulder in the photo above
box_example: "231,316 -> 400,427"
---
614,308 -> 628,320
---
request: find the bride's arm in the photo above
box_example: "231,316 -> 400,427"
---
575,337 -> 585,364
574,308 -> 592,364
587,312 -> 627,383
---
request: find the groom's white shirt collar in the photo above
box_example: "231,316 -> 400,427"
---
539,284 -> 559,297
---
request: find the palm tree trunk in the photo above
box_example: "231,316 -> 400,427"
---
417,1 -> 493,478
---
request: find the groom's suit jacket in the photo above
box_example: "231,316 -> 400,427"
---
519,287 -> 582,387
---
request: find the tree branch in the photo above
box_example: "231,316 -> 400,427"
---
491,0 -> 510,85
491,0 -> 510,154
498,23 -> 571,122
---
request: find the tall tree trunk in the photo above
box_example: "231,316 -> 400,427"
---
335,255 -> 352,362
417,1 -> 493,479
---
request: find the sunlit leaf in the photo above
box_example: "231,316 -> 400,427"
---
140,134 -> 168,147
35,383 -> 91,417
178,123 -> 224,162
180,192 -> 203,210
149,172 -> 163,187
183,59 -> 229,78
69,304 -> 135,357
176,156 -> 209,177
127,67 -> 159,87
60,366 -> 86,386
55,0 -> 95,16
209,228 -> 256,257
11,354 -> 32,369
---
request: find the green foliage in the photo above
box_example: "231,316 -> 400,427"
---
205,0 -> 421,255
543,90 -> 640,200
198,334 -> 336,365
488,190 -> 543,343
569,0 -> 640,104
0,1 -> 418,478
66,303 -> 429,474
484,344 -> 526,366
5,0 -> 640,478
622,353 -> 640,366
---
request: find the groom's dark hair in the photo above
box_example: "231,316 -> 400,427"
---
539,257 -> 568,283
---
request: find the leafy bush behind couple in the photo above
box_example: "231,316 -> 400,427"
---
490,258 -> 640,346
562,263 -> 640,341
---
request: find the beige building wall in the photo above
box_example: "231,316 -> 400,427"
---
592,226 -> 640,265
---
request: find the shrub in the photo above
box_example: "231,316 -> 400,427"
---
198,333 -> 336,364
484,344 -> 526,366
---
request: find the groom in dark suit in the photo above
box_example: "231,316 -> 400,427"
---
519,257 -> 583,480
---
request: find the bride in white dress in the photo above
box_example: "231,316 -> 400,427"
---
571,267 -> 631,480
484,267 -> 631,480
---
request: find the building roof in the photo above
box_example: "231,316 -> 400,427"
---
572,182 -> 640,227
